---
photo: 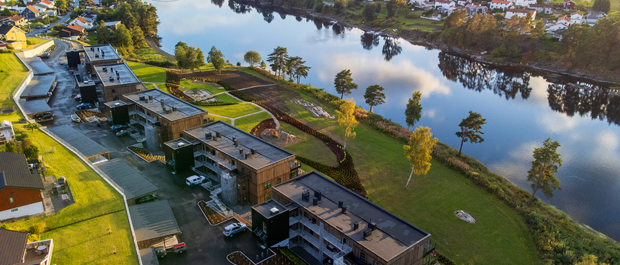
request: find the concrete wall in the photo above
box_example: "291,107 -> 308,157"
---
0,201 -> 45,220
12,54 -> 34,122
17,39 -> 54,58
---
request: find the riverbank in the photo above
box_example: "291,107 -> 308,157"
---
251,2 -> 620,87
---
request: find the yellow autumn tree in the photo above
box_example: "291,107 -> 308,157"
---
575,254 -> 609,265
403,126 -> 438,188
336,98 -> 358,149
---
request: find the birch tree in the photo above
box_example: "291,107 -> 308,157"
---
403,126 -> 438,188
336,98 -> 358,149
527,138 -> 562,205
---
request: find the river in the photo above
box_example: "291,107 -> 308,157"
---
146,0 -> 620,241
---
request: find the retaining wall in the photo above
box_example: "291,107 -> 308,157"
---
17,40 -> 54,58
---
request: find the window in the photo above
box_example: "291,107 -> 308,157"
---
360,252 -> 366,262
264,182 -> 271,190
264,193 -> 271,201
11,208 -> 18,212
9,197 -> 14,203
232,160 -> 235,166
312,218 -> 316,224
277,178 -> 281,184
111,89 -> 115,93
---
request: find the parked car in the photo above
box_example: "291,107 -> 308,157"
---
155,243 -> 187,258
223,223 -> 247,237
71,114 -> 81,123
110,124 -> 129,132
76,103 -> 94,110
41,112 -> 54,120
74,94 -> 81,101
116,130 -> 129,137
185,175 -> 205,186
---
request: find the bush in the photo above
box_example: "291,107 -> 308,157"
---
229,90 -> 258,102
191,101 -> 238,107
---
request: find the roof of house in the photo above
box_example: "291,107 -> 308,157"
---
47,125 -> 109,158
507,8 -> 536,14
129,200 -> 181,242
26,5 -> 38,13
435,0 -> 452,3
0,24 -> 15,35
253,198 -> 288,219
0,229 -> 28,265
96,159 -> 158,200
558,15 -> 571,21
0,2 -> 5,6
66,24 -> 85,32
22,57 -> 54,75
41,0 -> 52,4
34,3 -> 47,8
9,15 -> 24,21
491,0 -> 511,4
273,172 -> 430,262
529,3 -> 552,7
76,16 -> 88,23
122,88 -> 206,121
26,2 -> 36,6
0,152 -> 44,190
181,121 -> 295,170
104,21 -> 120,26
571,11 -> 583,16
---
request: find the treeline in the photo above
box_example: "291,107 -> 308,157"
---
438,11 -> 620,76
95,0 -> 159,55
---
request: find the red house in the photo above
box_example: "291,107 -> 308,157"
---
0,152 -> 45,221
562,0 -> 575,10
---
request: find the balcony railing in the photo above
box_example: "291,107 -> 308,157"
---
129,110 -> 157,124
290,216 -> 352,254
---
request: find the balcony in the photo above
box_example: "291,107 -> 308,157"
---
290,228 -> 345,262
129,110 -> 158,124
290,216 -> 352,254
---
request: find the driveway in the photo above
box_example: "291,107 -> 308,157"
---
42,51 -> 265,265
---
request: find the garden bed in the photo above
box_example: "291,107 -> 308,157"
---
127,146 -> 165,163
227,248 -> 306,265
197,200 -> 230,225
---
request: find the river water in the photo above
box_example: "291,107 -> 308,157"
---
146,0 -> 620,241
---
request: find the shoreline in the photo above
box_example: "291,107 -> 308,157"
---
261,4 -> 620,87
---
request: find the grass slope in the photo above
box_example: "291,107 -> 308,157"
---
279,123 -> 339,168
0,54 -> 28,107
234,111 -> 271,132
200,102 -> 261,118
126,61 -> 166,83
216,94 -> 241,103
207,114 -> 232,124
180,80 -> 223,94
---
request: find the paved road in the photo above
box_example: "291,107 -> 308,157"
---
26,13 -> 71,37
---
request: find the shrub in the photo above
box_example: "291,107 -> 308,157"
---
191,101 -> 238,107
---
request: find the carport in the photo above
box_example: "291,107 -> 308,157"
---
129,200 -> 182,249
19,99 -> 53,121
96,159 -> 159,206
21,57 -> 54,76
20,75 -> 57,102
47,125 -> 110,163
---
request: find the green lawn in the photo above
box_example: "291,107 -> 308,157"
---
126,61 -> 166,83
27,37 -> 50,46
206,114 -> 232,124
144,83 -> 155,89
0,56 -> 138,264
179,80 -> 223,94
127,47 -> 172,63
86,34 -> 98,46
200,102 -> 262,118
0,53 -> 28,108
216,93 -> 241,103
234,111 -> 272,132
280,123 -> 339,167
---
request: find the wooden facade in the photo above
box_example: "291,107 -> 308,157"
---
0,187 -> 44,212
104,83 -> 140,102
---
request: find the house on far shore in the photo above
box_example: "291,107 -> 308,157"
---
20,5 -> 40,20
570,11 -> 583,24
585,10 -> 606,25
505,8 -> 536,20
0,120 -> 15,144
59,24 -> 85,39
490,0 -> 513,10
513,0 -> 535,7
0,152 -> 45,221
0,229 -> 54,265
528,3 -> 553,14
562,0 -> 575,10
434,0 -> 455,10
70,16 -> 94,29
104,20 -> 121,30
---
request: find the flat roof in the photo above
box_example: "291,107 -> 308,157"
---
129,200 -> 181,242
163,137 -> 192,149
21,57 -> 53,75
253,199 -> 287,219
18,99 -> 51,114
94,63 -> 140,87
139,248 -> 159,265
274,172 -> 430,261
183,121 -> 294,170
21,75 -> 56,98
84,44 -> 120,62
96,159 -> 158,200
103,100 -> 132,108
47,125 -> 108,158
123,89 -> 205,121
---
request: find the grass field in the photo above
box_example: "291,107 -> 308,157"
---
126,61 -> 166,83
0,53 -> 28,108
144,83 -> 155,89
179,80 -> 223,94
270,81 -> 541,264
200,102 -> 262,118
27,37 -> 51,46
127,47 -> 172,64
280,123 -> 339,167
206,114 -> 232,124
86,35 -> 98,46
234,111 -> 272,132
216,93 -> 241,103
0,57 -> 138,264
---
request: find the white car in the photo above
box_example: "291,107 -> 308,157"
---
223,223 -> 247,237
186,175 -> 205,186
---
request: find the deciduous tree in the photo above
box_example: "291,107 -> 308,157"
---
24,122 -> 39,132
363,84 -> 385,113
592,0 -> 610,13
175,41 -> 188,69
114,24 -> 133,51
260,60 -> 267,69
455,111 -> 486,157
5,141 -> 22,153
212,55 -> 226,75
244,51 -> 261,67
131,26 -> 146,48
403,126 -> 438,188
336,98 -> 358,149
334,69 -> 358,99
527,137 -> 562,204
207,46 -> 224,63
96,20 -> 110,44
362,2 -> 381,22
575,254 -> 610,265
386,0 -> 405,18
405,91 -> 422,129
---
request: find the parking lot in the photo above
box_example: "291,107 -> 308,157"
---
43,47 -> 265,265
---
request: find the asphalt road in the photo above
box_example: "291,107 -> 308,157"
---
42,50 -> 265,265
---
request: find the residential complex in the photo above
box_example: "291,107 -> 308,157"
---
252,172 -> 432,265
84,44 -> 123,73
164,121 -> 300,205
93,63 -> 142,102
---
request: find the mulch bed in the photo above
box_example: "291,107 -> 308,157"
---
227,248 -> 307,265
177,70 -> 271,89
242,84 -> 299,112
198,200 -> 229,225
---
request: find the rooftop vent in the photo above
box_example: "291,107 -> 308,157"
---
148,95 -> 154,100
205,132 -> 212,139
139,96 -> 145,101
162,107 -> 167,112
353,222 -> 359,230
102,67 -> 107,72
312,197 -> 318,206
302,191 -> 310,202
368,221 -> 377,231
338,200 -> 343,208
115,102 -> 120,106
314,191 -> 322,200
95,54 -> 99,58
239,149 -> 244,154
270,207 -> 279,215
341,206 -> 347,214
216,131 -> 222,138
101,51 -> 105,57
160,99 -> 165,108
243,153 -> 248,160
116,76 -> 120,81
178,142 -> 185,147
363,229 -> 373,239
250,148 -> 256,155
108,76 -> 114,82
90,47 -> 94,51
172,106 -> 177,111
116,71 -> 119,76
110,67 -> 113,72
97,47 -> 99,51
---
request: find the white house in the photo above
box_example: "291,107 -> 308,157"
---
585,10 -> 607,25
70,16 -> 93,29
465,4 -> 488,16
0,120 -> 14,144
434,0 -> 455,10
528,4 -> 553,14
556,15 -> 571,26
456,0 -> 471,6
505,8 -> 536,20
32,3 -> 48,12
513,0 -> 536,7
408,0 -> 426,6
570,11 -> 583,24
490,0 -> 512,10
547,21 -> 568,31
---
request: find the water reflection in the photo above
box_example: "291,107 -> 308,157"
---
548,84 -> 620,126
361,32 -> 380,50
382,36 -> 402,61
228,0 -> 252,14
211,0 -> 224,7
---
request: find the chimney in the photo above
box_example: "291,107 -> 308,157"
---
172,106 -> 177,111
302,191 -> 310,201
243,153 -> 248,160
149,95 -> 154,100
160,99 -> 165,108
363,229 -> 372,239
239,149 -> 243,154
314,191 -> 321,200
216,132 -> 221,138
205,132 -> 212,139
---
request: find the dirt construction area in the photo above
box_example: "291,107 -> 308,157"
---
243,84 -> 300,112
182,71 -> 271,89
